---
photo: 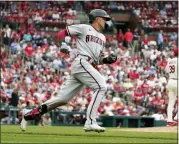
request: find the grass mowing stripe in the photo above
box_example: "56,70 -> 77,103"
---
1,141 -> 43,143
1,125 -> 177,143
2,131 -> 176,140
2,134 -> 177,144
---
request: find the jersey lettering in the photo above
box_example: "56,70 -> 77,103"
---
86,35 -> 104,46
96,37 -> 99,43
86,35 -> 89,42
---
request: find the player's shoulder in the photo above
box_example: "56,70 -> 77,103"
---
77,24 -> 89,28
171,57 -> 177,61
67,24 -> 86,28
80,24 -> 96,30
174,57 -> 178,62
168,57 -> 177,63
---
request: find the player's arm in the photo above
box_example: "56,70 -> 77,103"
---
165,64 -> 169,73
58,24 -> 83,54
57,29 -> 69,40
57,29 -> 70,54
58,24 -> 83,40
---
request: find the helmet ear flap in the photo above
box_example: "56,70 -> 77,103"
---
89,14 -> 95,24
104,23 -> 109,29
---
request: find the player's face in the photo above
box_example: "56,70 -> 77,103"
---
96,17 -> 106,30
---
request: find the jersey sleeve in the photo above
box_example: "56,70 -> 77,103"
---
165,61 -> 169,73
66,24 -> 84,37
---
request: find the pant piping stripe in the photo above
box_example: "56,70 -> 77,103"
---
80,58 -> 101,125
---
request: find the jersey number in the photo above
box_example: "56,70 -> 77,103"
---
169,65 -> 175,73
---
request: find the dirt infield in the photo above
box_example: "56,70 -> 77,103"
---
121,126 -> 177,133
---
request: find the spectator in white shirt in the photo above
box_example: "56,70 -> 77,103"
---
104,101 -> 114,116
3,24 -> 11,45
77,95 -> 87,110
150,51 -> 157,61
117,3 -> 125,11
49,41 -> 57,51
34,13 -> 42,22
133,8 -> 140,16
165,3 -> 172,9
52,11 -> 60,21
151,112 -> 165,120
53,57 -> 62,70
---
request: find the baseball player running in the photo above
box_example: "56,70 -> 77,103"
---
165,48 -> 178,126
20,9 -> 117,133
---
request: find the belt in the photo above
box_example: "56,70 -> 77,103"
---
77,54 -> 98,69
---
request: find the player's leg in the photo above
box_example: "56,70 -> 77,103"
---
173,99 -> 178,123
75,59 -> 107,132
167,80 -> 177,126
167,90 -> 176,122
21,76 -> 83,131
174,111 -> 178,123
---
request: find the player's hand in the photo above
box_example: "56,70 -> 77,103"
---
60,45 -> 70,54
106,53 -> 117,63
103,53 -> 117,64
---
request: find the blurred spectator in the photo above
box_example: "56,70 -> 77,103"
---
133,8 -> 140,16
151,111 -> 165,120
34,13 -> 43,22
39,113 -> 52,126
124,28 -> 133,49
24,42 -> 34,57
157,30 -> 164,51
23,31 -> 32,42
3,24 -> 11,46
117,29 -> 124,45
117,3 -> 125,11
132,28 -> 140,56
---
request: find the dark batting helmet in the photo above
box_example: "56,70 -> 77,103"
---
89,9 -> 110,23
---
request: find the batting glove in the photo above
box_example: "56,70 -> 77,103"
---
103,53 -> 117,64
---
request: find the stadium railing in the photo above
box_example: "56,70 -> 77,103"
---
0,106 -> 167,127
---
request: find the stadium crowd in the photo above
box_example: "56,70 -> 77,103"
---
84,1 -> 178,28
0,1 -> 178,125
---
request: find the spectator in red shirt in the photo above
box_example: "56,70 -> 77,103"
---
151,94 -> 161,109
24,42 -> 34,57
1,48 -> 6,59
140,79 -> 150,95
158,55 -> 167,69
28,24 -> 35,36
12,30 -> 21,42
133,87 -> 144,104
20,27 -> 25,38
128,68 -> 139,80
117,29 -> 124,45
13,58 -> 21,70
44,91 -> 52,100
98,102 -> 105,115
124,28 -> 133,48
8,15 -> 15,22
141,34 -> 149,46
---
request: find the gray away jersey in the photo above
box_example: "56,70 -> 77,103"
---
66,24 -> 106,64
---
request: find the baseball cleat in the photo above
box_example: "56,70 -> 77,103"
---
83,124 -> 106,133
20,109 -> 31,132
167,121 -> 177,127
174,120 -> 178,124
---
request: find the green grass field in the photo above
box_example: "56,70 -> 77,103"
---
1,125 -> 177,143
